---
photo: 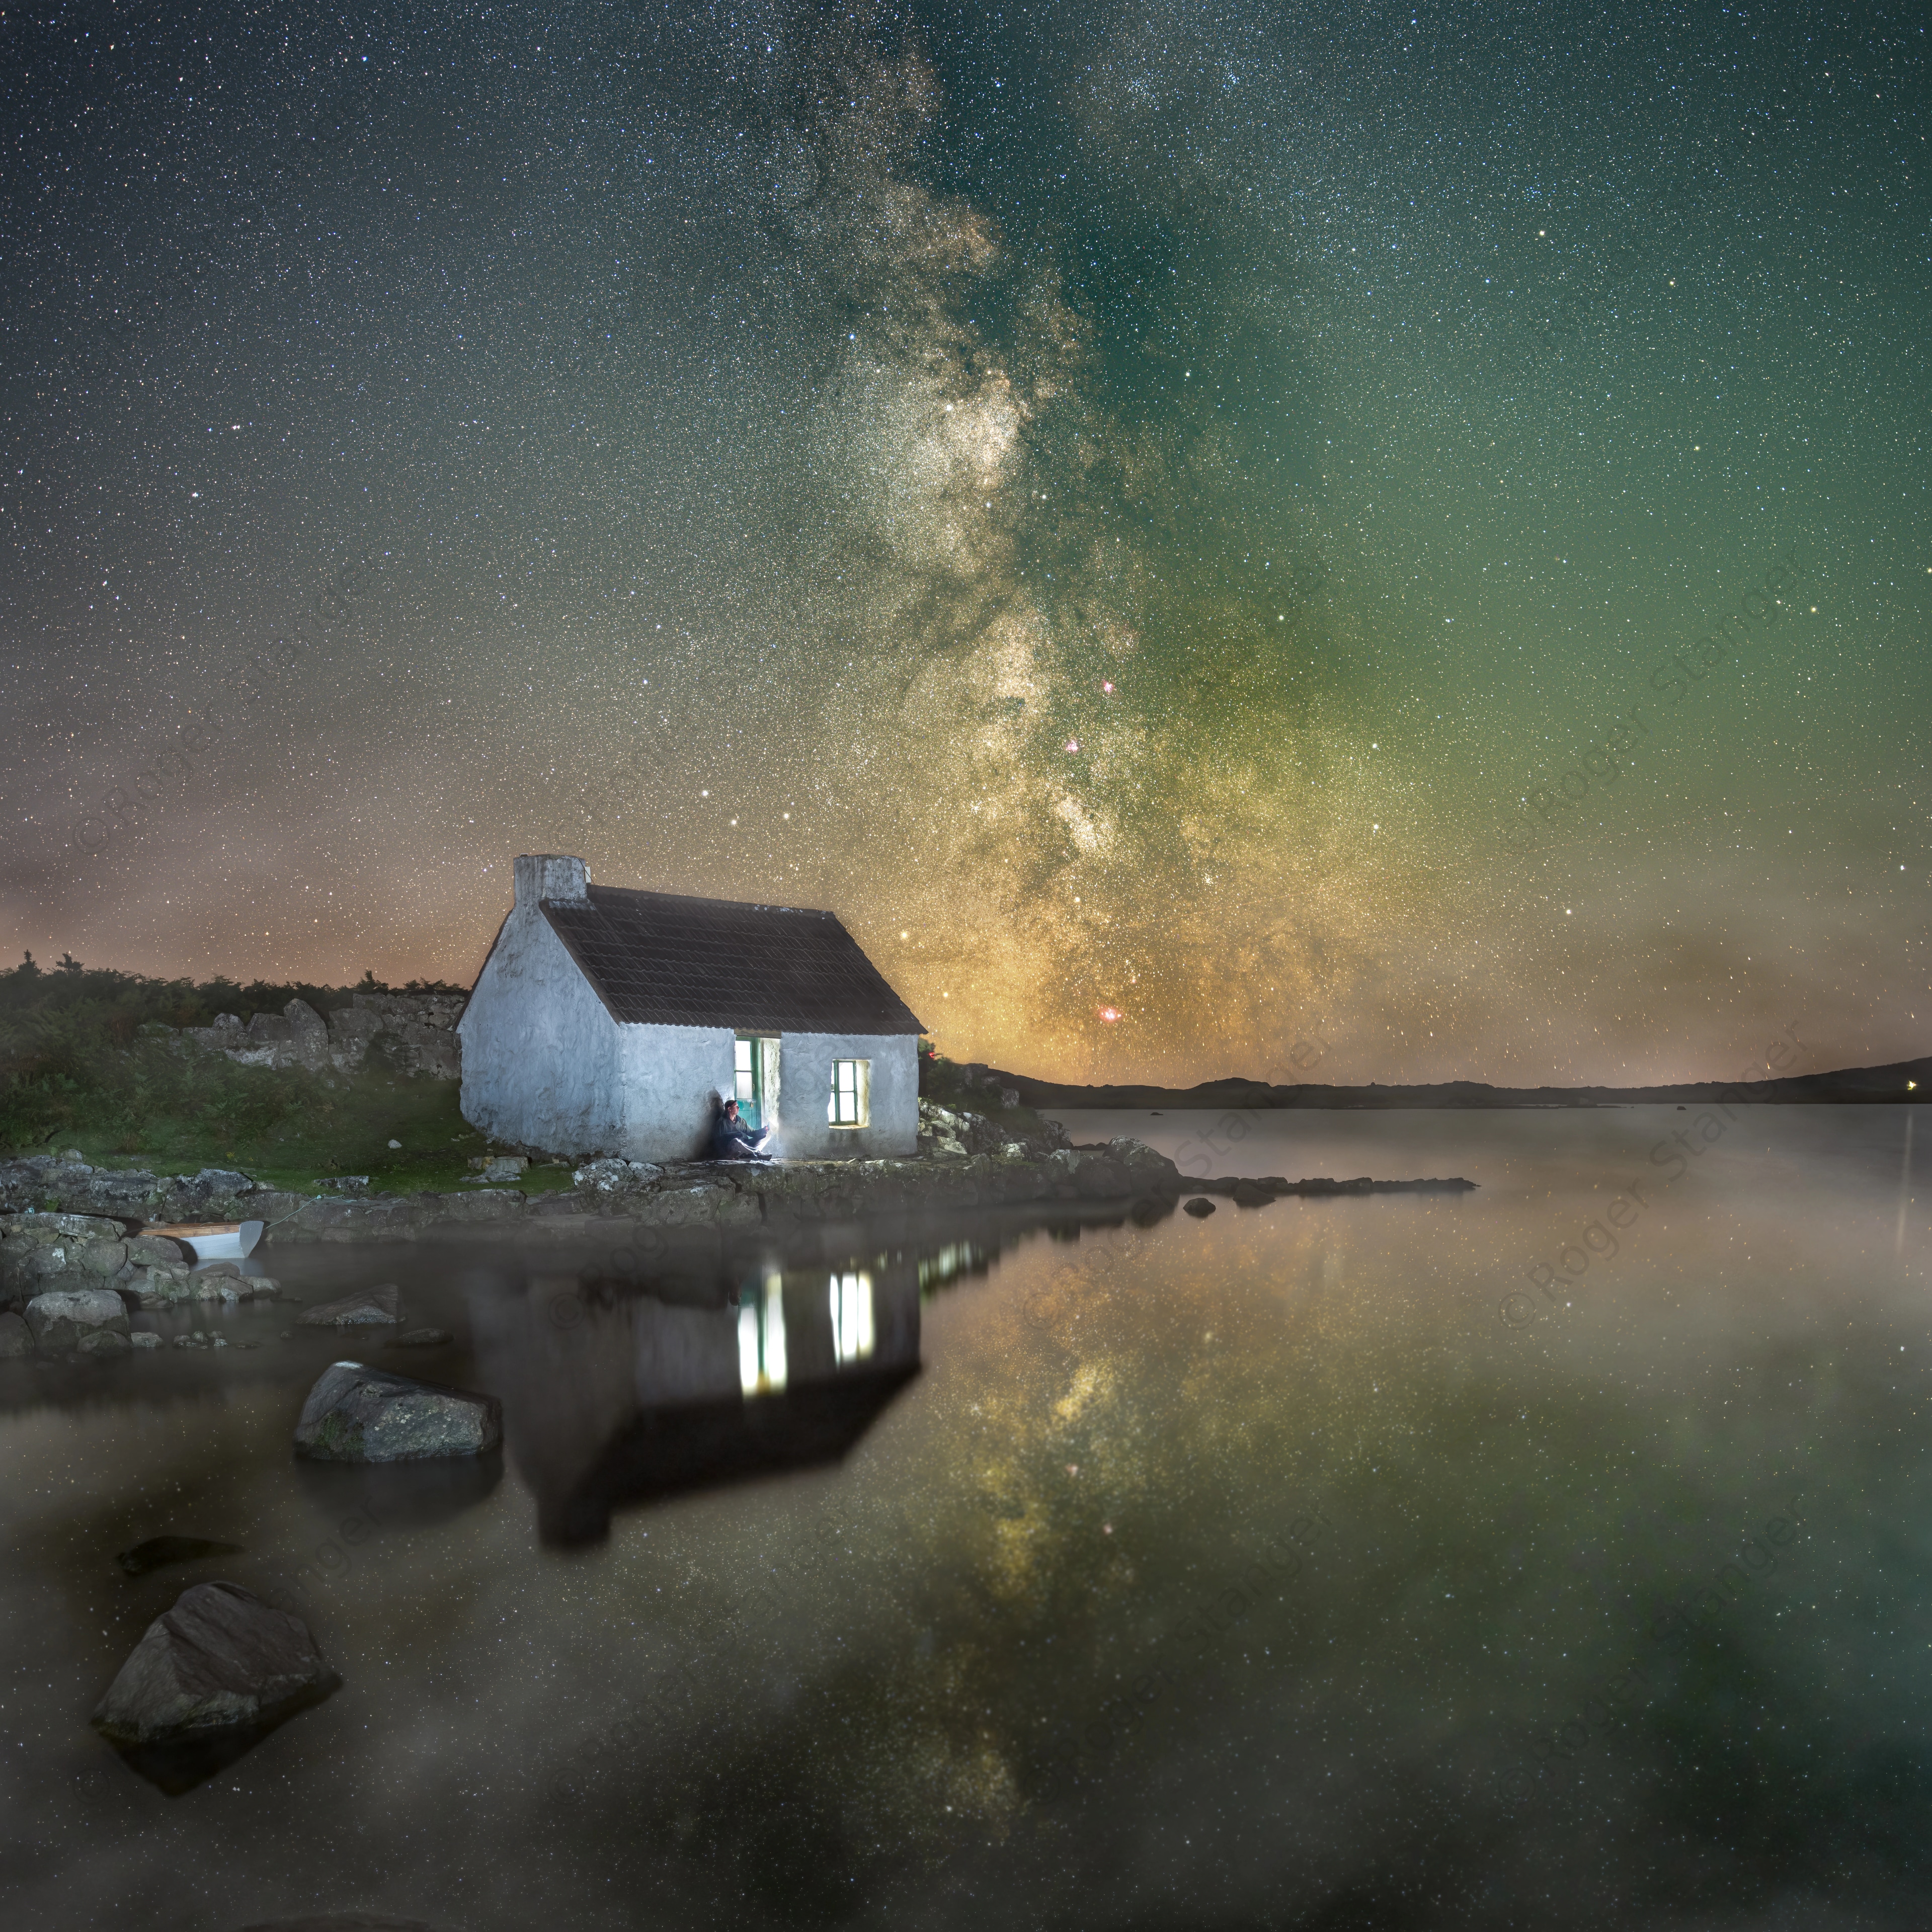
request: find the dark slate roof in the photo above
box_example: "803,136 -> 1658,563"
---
541,886 -> 925,1035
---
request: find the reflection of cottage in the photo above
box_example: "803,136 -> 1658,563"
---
475,1261 -> 921,1545
459,855 -> 925,1161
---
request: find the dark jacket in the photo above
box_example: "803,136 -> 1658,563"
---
709,1108 -> 765,1160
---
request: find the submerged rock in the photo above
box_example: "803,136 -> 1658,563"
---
25,1286 -> 131,1351
92,1582 -> 338,1790
296,1283 -> 403,1327
387,1328 -> 453,1348
1182,1197 -> 1217,1219
117,1535 -> 246,1577
294,1361 -> 502,1462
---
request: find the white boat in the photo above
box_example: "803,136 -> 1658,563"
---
143,1219 -> 265,1262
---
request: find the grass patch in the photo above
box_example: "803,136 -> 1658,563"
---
0,951 -> 575,1196
19,1049 -> 578,1196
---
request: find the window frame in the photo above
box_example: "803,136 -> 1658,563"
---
826,1057 -> 870,1129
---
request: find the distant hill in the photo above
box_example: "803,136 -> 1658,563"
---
994,1055 -> 1931,1112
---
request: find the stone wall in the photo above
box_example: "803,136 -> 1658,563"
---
181,992 -> 463,1080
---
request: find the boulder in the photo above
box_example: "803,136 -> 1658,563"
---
2,1212 -> 136,1304
1104,1137 -> 1187,1197
130,1331 -> 162,1349
25,1286 -> 131,1351
1231,1179 -> 1276,1208
0,1311 -> 30,1356
117,1260 -> 197,1309
1182,1197 -> 1217,1219
92,1581 -> 337,1746
294,1361 -> 502,1462
194,1273 -> 280,1305
297,1283 -> 403,1327
1071,1155 -> 1133,1199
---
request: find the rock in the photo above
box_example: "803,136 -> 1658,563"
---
294,1361 -> 502,1462
2,1212 -> 139,1304
387,1140 -> 403,1149
127,1233 -> 189,1266
193,1273 -> 279,1305
1182,1197 -> 1217,1219
130,1331 -> 162,1349
117,1536 -> 245,1576
570,1157 -> 666,1192
297,1283 -> 403,1327
1072,1155 -> 1133,1199
388,1328 -> 452,1348
91,1582 -> 338,1788
25,1286 -> 131,1351
1231,1179 -> 1276,1207
0,1311 -> 31,1356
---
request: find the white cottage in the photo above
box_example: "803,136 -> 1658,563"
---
458,855 -> 925,1162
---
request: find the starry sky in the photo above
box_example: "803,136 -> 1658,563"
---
2,0 -> 1925,1086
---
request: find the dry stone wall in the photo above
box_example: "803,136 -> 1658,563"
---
179,992 -> 462,1080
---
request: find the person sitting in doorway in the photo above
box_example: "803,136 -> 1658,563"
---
709,1094 -> 772,1161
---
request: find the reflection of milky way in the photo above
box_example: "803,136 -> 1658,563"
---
4,3 -> 1921,1086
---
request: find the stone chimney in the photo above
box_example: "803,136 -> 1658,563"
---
514,854 -> 589,908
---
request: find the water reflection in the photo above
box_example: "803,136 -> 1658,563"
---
475,1256 -> 923,1548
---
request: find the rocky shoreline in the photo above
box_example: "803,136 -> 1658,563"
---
2,1103 -> 1478,1361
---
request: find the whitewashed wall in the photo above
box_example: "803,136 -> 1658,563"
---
773,1031 -> 919,1159
614,1022 -> 736,1161
459,894 -> 624,1156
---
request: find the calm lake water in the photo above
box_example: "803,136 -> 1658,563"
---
3,1107 -> 1926,1931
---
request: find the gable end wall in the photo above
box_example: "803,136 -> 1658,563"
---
458,905 -> 625,1156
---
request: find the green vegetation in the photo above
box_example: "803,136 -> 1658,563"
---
0,952 -> 575,1196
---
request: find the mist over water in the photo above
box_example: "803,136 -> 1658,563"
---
3,1107 -> 1926,1929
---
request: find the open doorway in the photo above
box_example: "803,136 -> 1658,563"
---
734,1035 -> 780,1132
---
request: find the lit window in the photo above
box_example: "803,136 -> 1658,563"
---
830,1272 -> 874,1363
827,1058 -> 870,1127
733,1035 -> 764,1127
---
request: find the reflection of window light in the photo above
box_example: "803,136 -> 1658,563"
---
830,1271 -> 874,1362
916,1242 -> 980,1290
739,1272 -> 788,1395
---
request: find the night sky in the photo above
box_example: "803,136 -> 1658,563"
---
3,1 -> 1925,1086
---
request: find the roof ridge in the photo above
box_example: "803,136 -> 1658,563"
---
583,882 -> 833,919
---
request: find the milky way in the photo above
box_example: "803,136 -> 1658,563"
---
2,2 -> 1924,1082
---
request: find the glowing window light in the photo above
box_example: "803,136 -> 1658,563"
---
739,1273 -> 788,1395
830,1271 -> 874,1363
